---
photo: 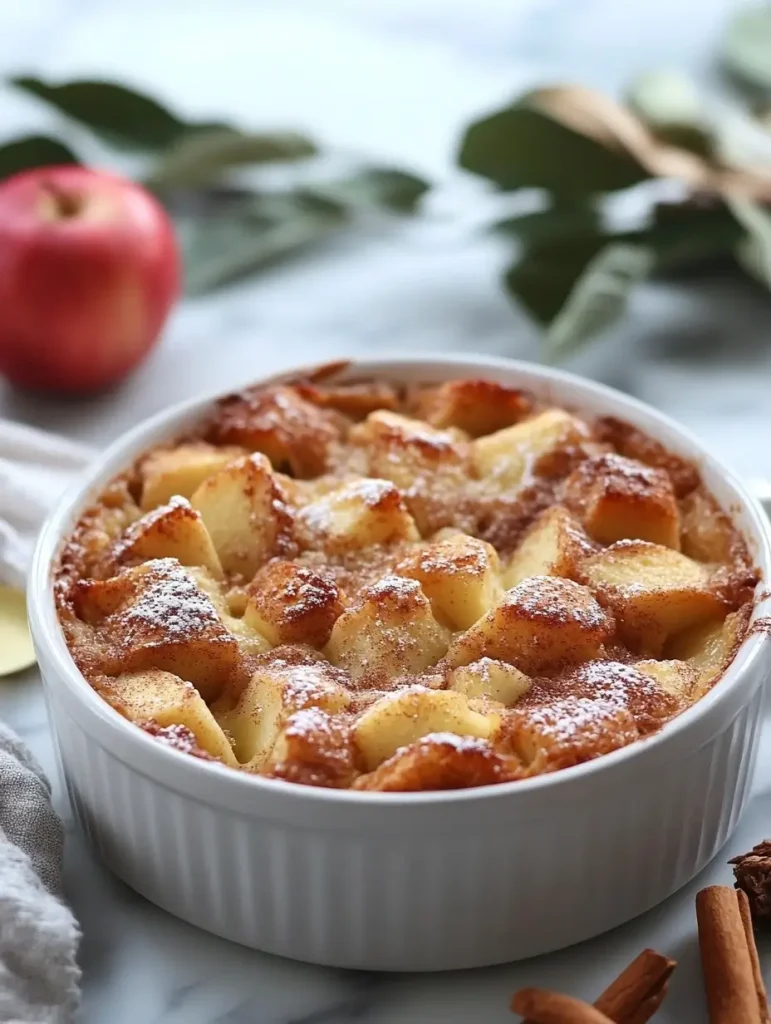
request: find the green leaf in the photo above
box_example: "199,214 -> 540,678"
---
492,204 -> 600,244
503,233 -> 607,324
306,167 -> 429,212
626,70 -> 713,156
638,200 -> 743,272
10,76 -> 218,149
726,195 -> 771,285
722,6 -> 771,92
458,97 -> 649,195
544,243 -> 653,358
183,192 -> 348,294
0,135 -> 79,180
145,128 -> 317,189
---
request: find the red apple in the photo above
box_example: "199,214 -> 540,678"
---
0,165 -> 180,394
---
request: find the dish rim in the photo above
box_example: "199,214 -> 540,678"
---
28,351 -> 771,807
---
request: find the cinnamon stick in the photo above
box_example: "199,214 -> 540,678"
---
519,948 -> 675,1024
594,948 -> 675,1024
696,884 -> 769,1024
738,888 -> 770,1024
512,988 -> 616,1024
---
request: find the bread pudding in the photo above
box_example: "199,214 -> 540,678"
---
54,373 -> 759,792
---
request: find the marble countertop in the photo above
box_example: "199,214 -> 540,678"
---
2,0 -> 771,1020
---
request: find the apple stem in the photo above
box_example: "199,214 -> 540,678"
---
41,181 -> 83,219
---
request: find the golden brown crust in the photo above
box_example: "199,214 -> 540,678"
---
54,377 -> 759,792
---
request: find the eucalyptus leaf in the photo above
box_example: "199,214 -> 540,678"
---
458,96 -> 649,195
11,76 -> 226,150
726,195 -> 771,285
146,129 -> 317,189
0,134 -> 79,180
306,167 -> 429,212
626,70 -> 713,156
504,233 -> 607,324
722,6 -> 771,92
183,192 -> 348,294
545,244 -> 653,358
493,204 -> 600,244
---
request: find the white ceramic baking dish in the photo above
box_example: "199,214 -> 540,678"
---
28,354 -> 771,971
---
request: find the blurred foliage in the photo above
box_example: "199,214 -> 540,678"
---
0,76 -> 428,294
6,5 -> 771,353
456,4 -> 771,356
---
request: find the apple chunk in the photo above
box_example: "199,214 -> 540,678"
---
353,686 -> 500,770
191,452 -> 295,579
104,669 -> 236,765
396,533 -> 503,629
296,477 -> 418,553
472,409 -> 592,490
350,410 -> 471,534
217,657 -> 350,768
503,505 -> 591,588
140,442 -> 247,511
326,575 -> 451,682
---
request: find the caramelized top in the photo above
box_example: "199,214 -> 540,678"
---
55,374 -> 759,792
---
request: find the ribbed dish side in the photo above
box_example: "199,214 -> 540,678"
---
47,683 -> 763,972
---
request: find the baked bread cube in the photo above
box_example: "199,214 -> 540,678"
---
326,575 -> 451,682
267,707 -> 357,788
218,656 -> 351,768
679,488 -> 737,563
667,605 -> 750,697
353,733 -> 521,791
106,669 -> 236,765
411,379 -> 532,436
353,686 -> 500,770
296,477 -> 418,553
580,540 -> 724,654
594,416 -> 700,497
115,496 -> 223,577
564,660 -> 683,730
396,533 -> 503,629
449,658 -> 531,706
350,410 -> 470,534
472,409 -> 592,490
295,380 -> 399,420
191,453 -> 295,579
634,659 -> 697,700
561,452 -> 680,549
244,560 -> 343,647
503,506 -> 590,588
74,558 -> 239,700
207,384 -> 343,477
139,441 -> 247,511
445,576 -> 612,674
506,696 -> 640,771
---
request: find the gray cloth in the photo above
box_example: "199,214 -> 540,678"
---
0,723 -> 80,1023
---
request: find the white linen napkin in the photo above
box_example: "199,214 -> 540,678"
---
0,420 -> 92,589
0,419 -> 93,1023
